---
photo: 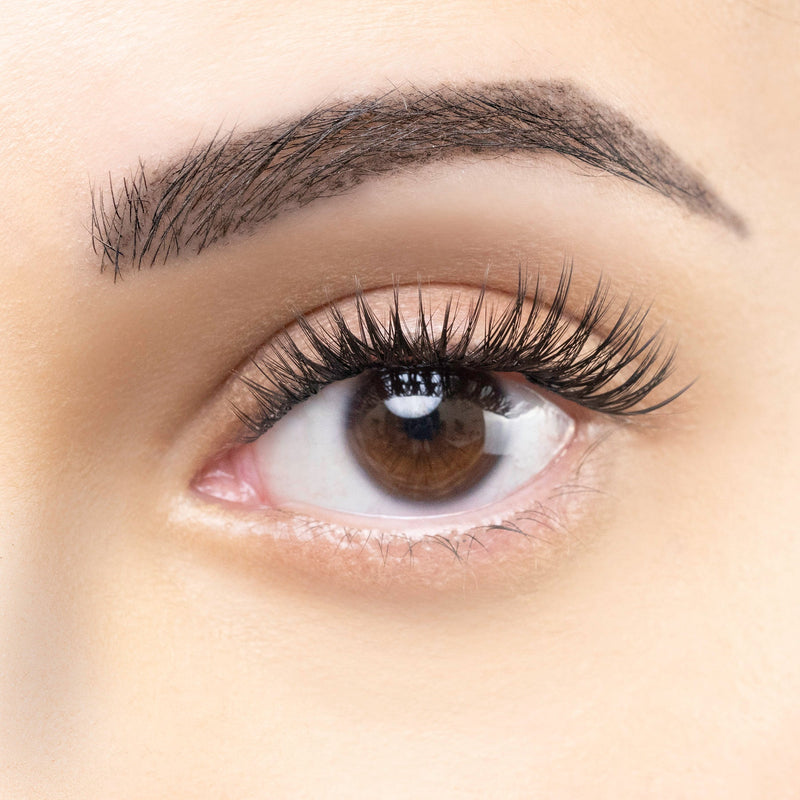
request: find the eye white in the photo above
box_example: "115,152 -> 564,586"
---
254,374 -> 574,519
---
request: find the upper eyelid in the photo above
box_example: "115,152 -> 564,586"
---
234,266 -> 686,439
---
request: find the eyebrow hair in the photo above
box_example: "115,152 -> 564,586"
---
91,81 -> 746,276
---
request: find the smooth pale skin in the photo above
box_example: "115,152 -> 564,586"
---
2,1 -> 799,797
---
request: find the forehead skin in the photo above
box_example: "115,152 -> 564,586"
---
1,1 -> 799,798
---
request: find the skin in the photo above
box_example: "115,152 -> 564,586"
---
1,0 -> 799,797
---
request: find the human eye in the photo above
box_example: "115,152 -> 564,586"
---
249,368 -> 574,518
189,266 -> 685,592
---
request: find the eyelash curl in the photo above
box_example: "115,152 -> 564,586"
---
236,265 -> 687,438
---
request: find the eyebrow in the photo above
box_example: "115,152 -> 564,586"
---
91,81 -> 746,276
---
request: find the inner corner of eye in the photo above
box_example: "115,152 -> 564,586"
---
195,365 -> 576,521
193,441 -> 266,506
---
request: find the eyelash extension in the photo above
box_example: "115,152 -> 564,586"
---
236,265 -> 688,438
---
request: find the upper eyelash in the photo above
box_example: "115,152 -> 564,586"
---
236,265 -> 688,437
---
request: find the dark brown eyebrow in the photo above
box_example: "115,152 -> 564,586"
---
91,81 -> 746,277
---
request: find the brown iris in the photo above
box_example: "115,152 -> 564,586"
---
346,368 -> 505,502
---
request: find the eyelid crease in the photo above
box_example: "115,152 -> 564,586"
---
234,264 -> 688,439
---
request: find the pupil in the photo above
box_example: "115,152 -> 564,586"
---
401,408 -> 441,442
346,368 -> 503,502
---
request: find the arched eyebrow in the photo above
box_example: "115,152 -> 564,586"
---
91,80 -> 747,277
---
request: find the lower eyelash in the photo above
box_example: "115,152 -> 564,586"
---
246,465 -> 604,587
236,263 -> 688,438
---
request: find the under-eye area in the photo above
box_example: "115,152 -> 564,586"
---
186,265 -> 687,591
